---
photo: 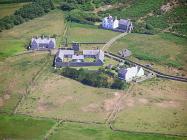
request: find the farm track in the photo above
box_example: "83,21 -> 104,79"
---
105,52 -> 187,82
13,54 -> 51,114
106,84 -> 134,124
102,32 -> 128,51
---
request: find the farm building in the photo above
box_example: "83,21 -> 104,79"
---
29,37 -> 56,50
118,49 -> 132,58
54,49 -> 104,67
118,66 -> 144,82
101,15 -> 133,32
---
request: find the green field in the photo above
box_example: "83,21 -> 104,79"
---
0,3 -> 26,18
49,122 -> 186,140
68,23 -> 120,43
0,9 -> 64,60
0,114 -> 55,140
109,33 -> 187,69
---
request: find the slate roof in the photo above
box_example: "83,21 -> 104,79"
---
31,37 -> 56,45
83,50 -> 100,55
72,55 -> 84,60
96,50 -> 104,63
119,19 -> 131,26
58,50 -> 74,60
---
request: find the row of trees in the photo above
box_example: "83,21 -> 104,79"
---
60,67 -> 127,90
0,0 -> 54,31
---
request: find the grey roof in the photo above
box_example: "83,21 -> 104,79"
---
118,68 -> 127,74
31,37 -> 56,45
72,55 -> 84,60
57,49 -> 74,60
83,50 -> 100,55
55,49 -> 104,65
96,50 -> 104,62
119,19 -> 131,26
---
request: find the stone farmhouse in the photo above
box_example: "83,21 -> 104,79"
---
118,66 -> 144,82
54,48 -> 104,68
29,37 -> 56,50
102,15 -> 133,33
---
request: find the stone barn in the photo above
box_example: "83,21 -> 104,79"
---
29,37 -> 56,50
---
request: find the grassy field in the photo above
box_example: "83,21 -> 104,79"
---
0,114 -> 55,140
0,9 -> 64,60
113,79 -> 187,135
0,52 -> 50,114
49,122 -> 186,140
68,23 -> 120,43
109,33 -> 187,69
0,3 -> 26,18
16,71 -> 122,122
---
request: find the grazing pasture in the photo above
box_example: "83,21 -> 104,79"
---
113,79 -> 187,135
0,52 -> 50,114
68,23 -> 120,43
109,33 -> 187,69
0,114 -> 55,140
49,122 -> 185,140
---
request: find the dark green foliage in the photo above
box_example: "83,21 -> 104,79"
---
61,67 -> 127,90
0,0 -> 34,4
111,79 -> 127,90
60,2 -> 76,11
66,9 -> 101,24
0,0 -> 54,31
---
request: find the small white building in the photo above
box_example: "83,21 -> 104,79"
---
102,15 -> 119,29
118,66 -> 144,82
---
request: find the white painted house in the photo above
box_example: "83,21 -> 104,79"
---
102,15 -> 119,29
118,66 -> 144,82
102,15 -> 133,32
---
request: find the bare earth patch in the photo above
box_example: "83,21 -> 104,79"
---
155,100 -> 180,108
55,96 -> 73,106
138,98 -> 149,105
102,92 -> 124,112
160,0 -> 179,13
82,103 -> 101,113
3,94 -> 10,100
125,98 -> 135,107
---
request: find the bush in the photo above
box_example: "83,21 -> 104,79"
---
0,0 -> 54,31
60,67 -> 126,90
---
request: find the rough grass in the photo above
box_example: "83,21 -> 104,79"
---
0,9 -> 64,60
0,114 -> 55,140
146,5 -> 187,35
16,71 -> 121,122
68,22 -> 120,43
99,0 -> 166,20
113,79 -> 187,135
0,3 -> 27,18
0,52 -> 49,114
49,122 -> 185,140
109,33 -> 187,69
